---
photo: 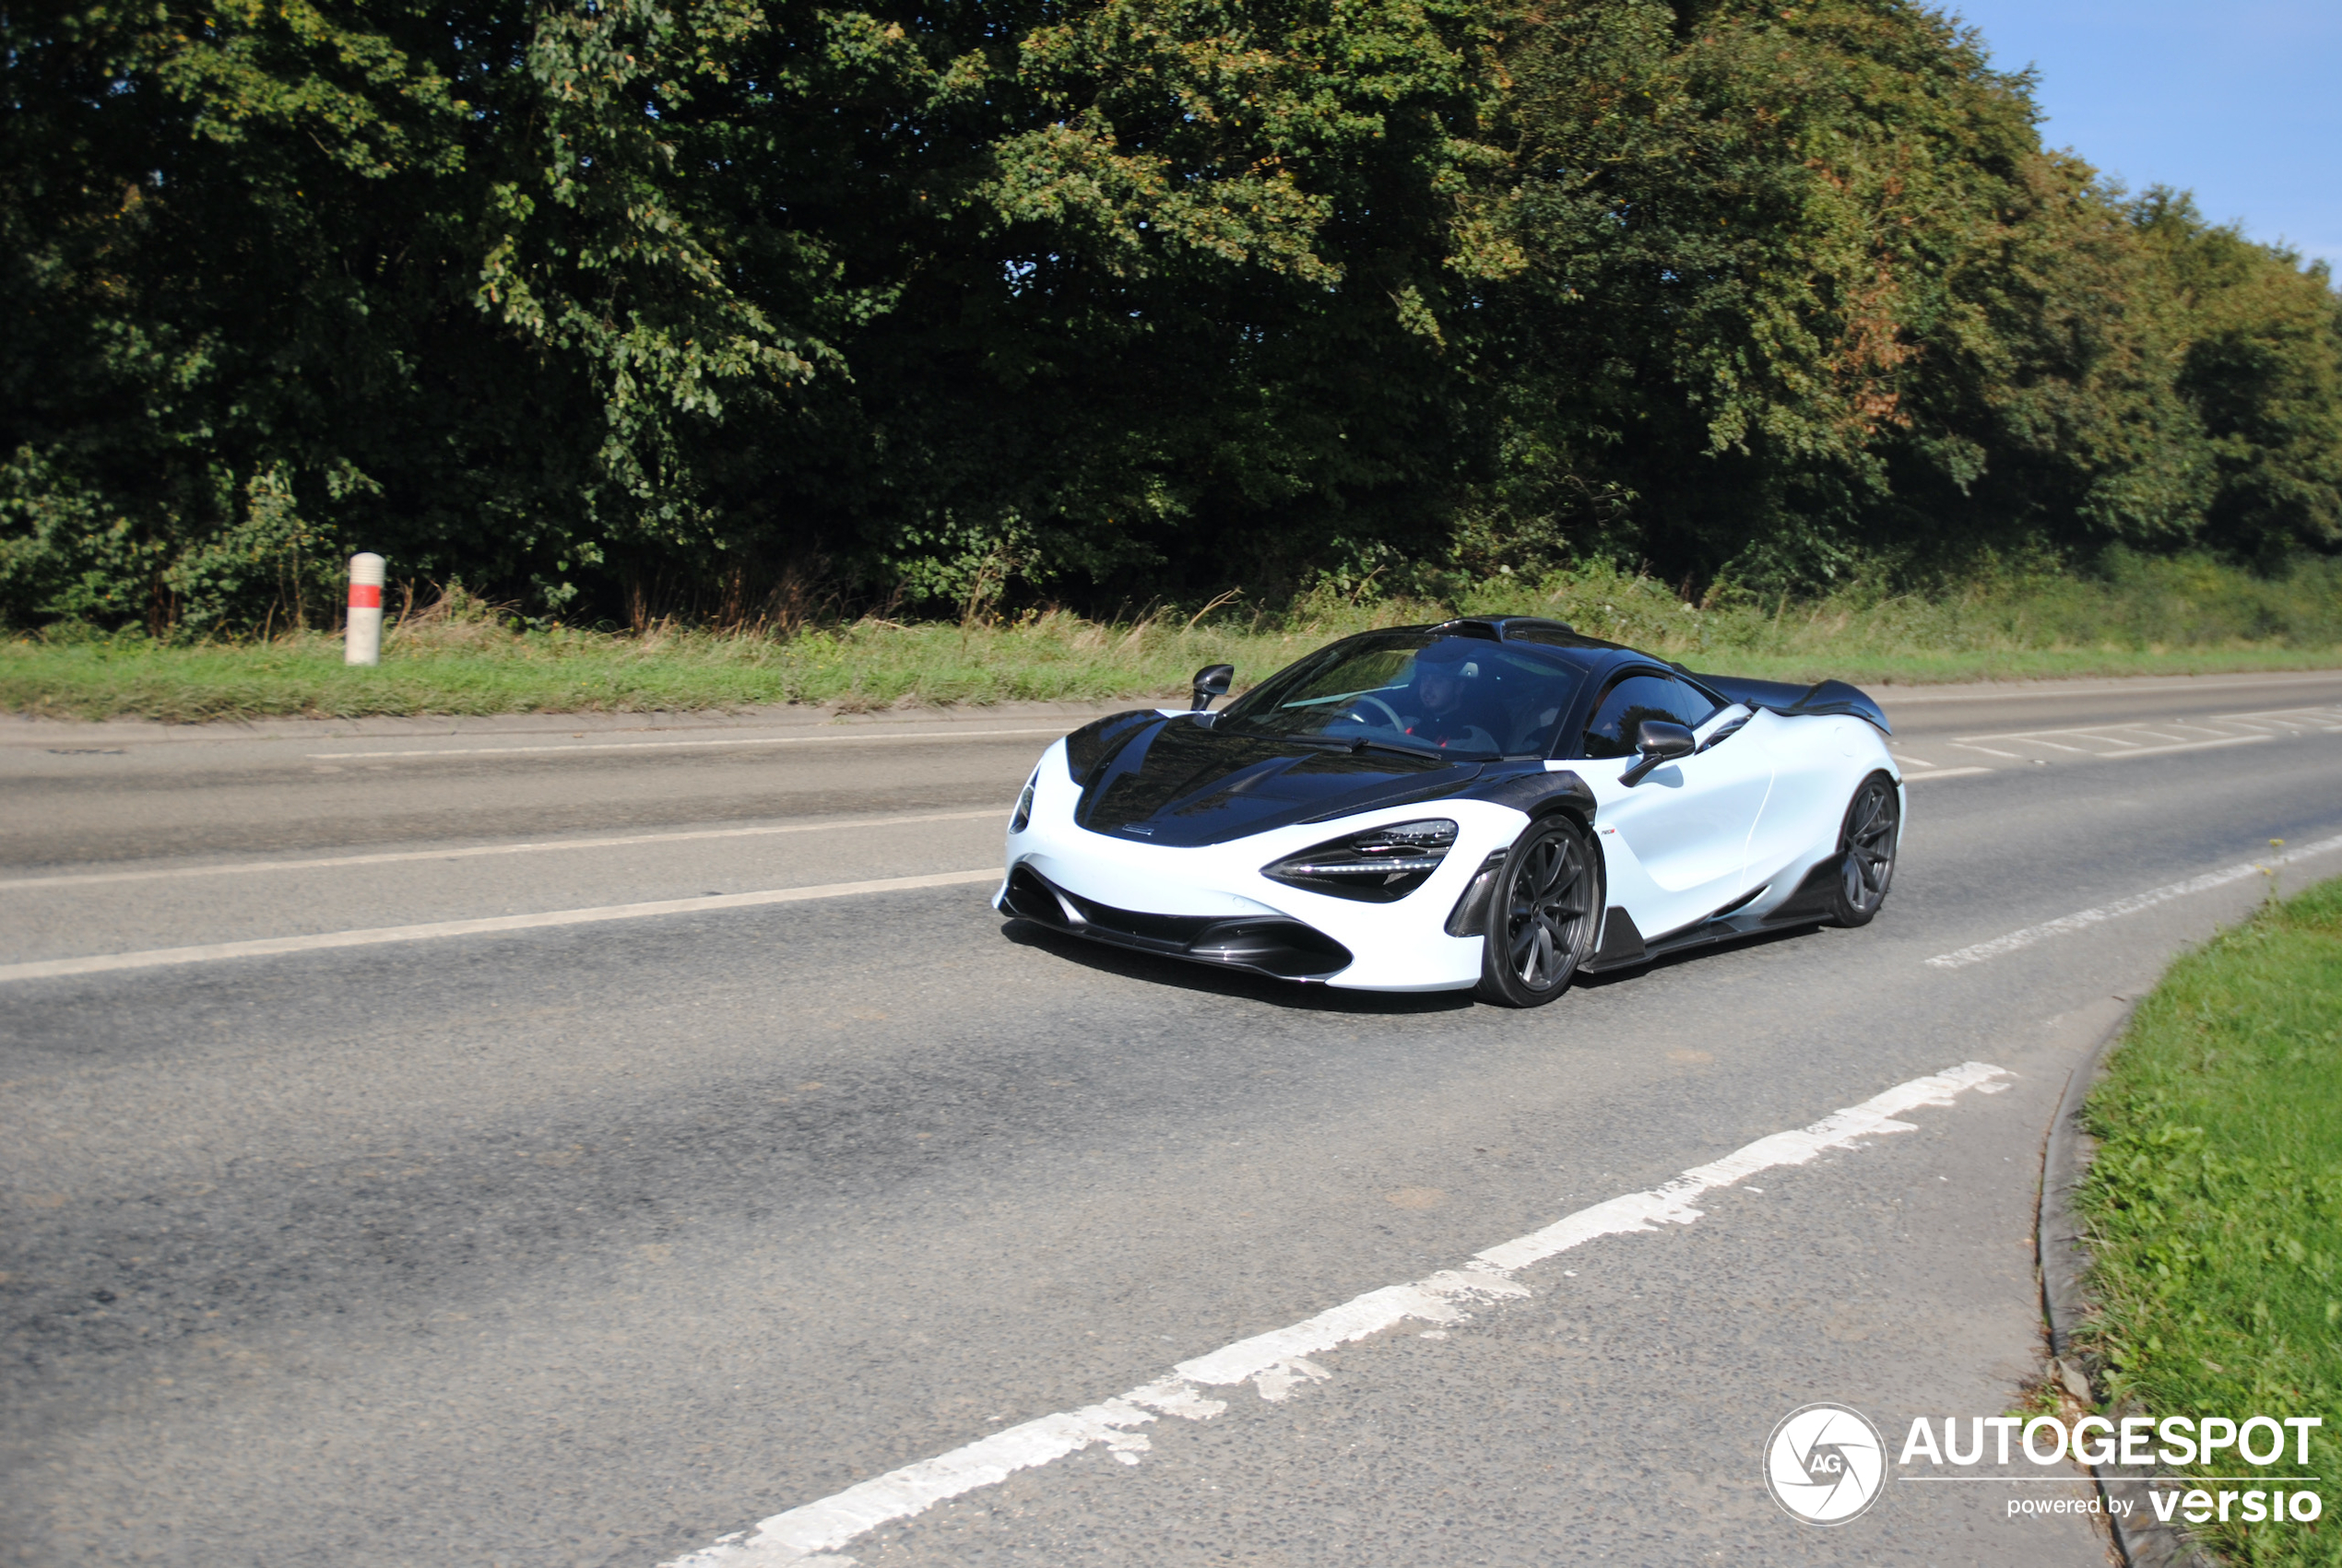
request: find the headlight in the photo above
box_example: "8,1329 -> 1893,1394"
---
1011,769 -> 1038,833
1262,818 -> 1458,902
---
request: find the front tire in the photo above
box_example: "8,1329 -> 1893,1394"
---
1828,772 -> 1900,926
1475,816 -> 1602,1008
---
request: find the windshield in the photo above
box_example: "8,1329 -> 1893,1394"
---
1215,631 -> 1587,759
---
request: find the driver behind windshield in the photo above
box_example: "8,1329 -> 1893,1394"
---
1402,643 -> 1498,751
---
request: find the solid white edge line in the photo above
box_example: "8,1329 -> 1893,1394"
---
1898,766 -> 1993,782
662,1061 -> 2015,1567
1924,831 -> 2342,970
0,869 -> 1001,983
307,726 -> 1070,760
0,809 -> 1009,891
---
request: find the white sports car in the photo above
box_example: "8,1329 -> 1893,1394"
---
995,616 -> 1902,1005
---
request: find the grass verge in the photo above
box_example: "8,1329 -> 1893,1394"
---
7,554 -> 2342,724
2076,874 -> 2342,1566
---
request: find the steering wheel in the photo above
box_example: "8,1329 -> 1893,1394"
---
1343,694 -> 1406,731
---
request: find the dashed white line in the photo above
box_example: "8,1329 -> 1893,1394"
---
1899,766 -> 1994,783
0,809 -> 1007,890
0,868 -> 1001,983
662,1062 -> 2013,1568
1924,832 -> 2342,970
307,726 -> 1069,760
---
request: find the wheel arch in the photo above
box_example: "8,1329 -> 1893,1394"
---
1459,768 -> 1597,833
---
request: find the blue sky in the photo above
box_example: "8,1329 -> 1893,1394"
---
1944,0 -> 2340,274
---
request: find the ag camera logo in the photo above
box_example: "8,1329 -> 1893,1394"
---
1766,1403 -> 1887,1525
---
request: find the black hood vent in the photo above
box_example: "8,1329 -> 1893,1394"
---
1068,715 -> 1484,848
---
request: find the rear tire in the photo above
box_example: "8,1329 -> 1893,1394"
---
1827,772 -> 1900,926
1475,816 -> 1602,1007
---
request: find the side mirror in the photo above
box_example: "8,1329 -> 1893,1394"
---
1618,718 -> 1695,785
1190,664 -> 1235,713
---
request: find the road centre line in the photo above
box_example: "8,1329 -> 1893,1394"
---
307,725 -> 1070,760
0,868 -> 1000,984
662,1062 -> 2013,1568
0,809 -> 1008,891
1924,831 -> 2342,971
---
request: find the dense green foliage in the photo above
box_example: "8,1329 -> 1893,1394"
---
5,0 -> 2338,635
2077,876 -> 2342,1567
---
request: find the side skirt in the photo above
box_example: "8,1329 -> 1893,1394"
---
1759,853 -> 1847,926
1582,873 -> 1822,974
1582,906 -> 1646,973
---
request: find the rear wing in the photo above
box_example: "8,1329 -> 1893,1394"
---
1688,673 -> 1891,737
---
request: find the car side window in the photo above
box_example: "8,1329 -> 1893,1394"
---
1579,672 -> 1719,759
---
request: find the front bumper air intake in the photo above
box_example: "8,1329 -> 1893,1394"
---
1002,865 -> 1354,982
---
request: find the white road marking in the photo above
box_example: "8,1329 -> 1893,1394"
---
2219,704 -> 2342,728
663,1062 -> 2013,1568
0,868 -> 1000,984
2089,734 -> 2270,760
1947,731 -> 2272,764
1882,673 -> 2342,703
1891,753 -> 1938,769
307,726 -> 1068,760
1924,832 -> 2342,970
1932,701 -> 2342,768
0,809 -> 1007,890
1898,766 -> 1993,782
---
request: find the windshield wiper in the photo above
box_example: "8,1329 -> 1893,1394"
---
1215,723 -> 1475,761
1346,735 -> 1472,760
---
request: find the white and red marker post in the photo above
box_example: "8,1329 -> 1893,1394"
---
345,552 -> 385,666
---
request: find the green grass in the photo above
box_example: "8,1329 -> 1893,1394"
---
7,553 -> 2342,723
2076,875 -> 2342,1566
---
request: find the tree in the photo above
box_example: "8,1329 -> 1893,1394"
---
2135,190 -> 2342,563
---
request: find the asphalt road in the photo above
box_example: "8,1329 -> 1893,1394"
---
5,669 -> 2341,1568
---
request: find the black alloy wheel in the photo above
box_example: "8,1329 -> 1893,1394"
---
1476,816 -> 1601,1007
1828,772 -> 1900,926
